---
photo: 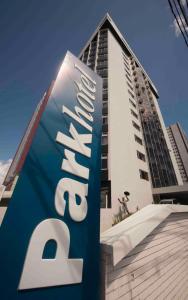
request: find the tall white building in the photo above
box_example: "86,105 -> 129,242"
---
79,14 -> 182,231
167,123 -> 188,184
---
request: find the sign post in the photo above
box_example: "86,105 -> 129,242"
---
0,52 -> 102,300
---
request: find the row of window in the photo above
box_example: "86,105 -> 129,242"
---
102,150 -> 147,169
81,31 -> 109,187
123,53 -> 135,106
102,141 -> 146,173
98,32 -> 109,177
126,58 -> 141,152
142,118 -> 178,187
100,30 -> 108,170
119,51 -> 145,180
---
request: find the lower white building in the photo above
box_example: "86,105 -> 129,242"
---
167,123 -> 188,184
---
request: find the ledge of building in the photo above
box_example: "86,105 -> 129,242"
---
1,190 -> 13,200
100,204 -> 188,266
0,185 -> 5,198
153,184 -> 188,203
153,184 -> 188,195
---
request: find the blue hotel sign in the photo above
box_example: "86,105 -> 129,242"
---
0,52 -> 102,299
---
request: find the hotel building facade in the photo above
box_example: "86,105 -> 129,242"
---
79,14 -> 182,231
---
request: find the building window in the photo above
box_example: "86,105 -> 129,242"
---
137,151 -> 146,161
102,123 -> 108,133
132,121 -> 140,131
125,69 -> 131,78
131,109 -> 138,119
102,116 -> 108,124
102,104 -> 108,115
135,135 -> 143,145
129,99 -> 136,108
100,182 -> 111,208
127,81 -> 134,91
126,74 -> 132,84
124,60 -> 130,70
103,78 -> 108,89
124,63 -> 130,72
103,92 -> 108,101
123,52 -> 129,60
128,90 -> 135,99
101,155 -> 108,170
124,59 -> 129,67
102,135 -> 108,145
139,169 -> 149,181
100,190 -> 108,208
103,101 -> 108,109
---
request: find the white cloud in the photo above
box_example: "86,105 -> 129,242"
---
173,14 -> 188,37
0,159 -> 12,185
172,1 -> 188,37
180,0 -> 186,7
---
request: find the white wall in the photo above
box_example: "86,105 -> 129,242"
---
100,31 -> 153,232
102,212 -> 188,299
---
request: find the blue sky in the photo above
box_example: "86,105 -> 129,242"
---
0,0 -> 188,163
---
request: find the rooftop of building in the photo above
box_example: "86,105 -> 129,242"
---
79,13 -> 159,99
